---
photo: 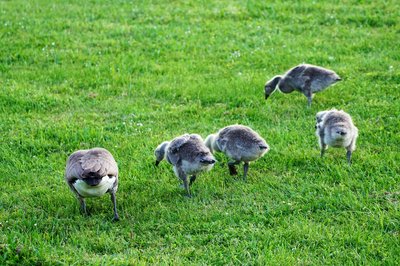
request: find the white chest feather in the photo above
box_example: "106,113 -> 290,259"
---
181,160 -> 213,175
73,176 -> 116,198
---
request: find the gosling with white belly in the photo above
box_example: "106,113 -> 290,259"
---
264,64 -> 341,106
65,147 -> 119,220
155,134 -> 216,197
205,125 -> 269,181
315,109 -> 358,164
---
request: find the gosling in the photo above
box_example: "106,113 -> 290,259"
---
315,109 -> 358,164
264,63 -> 341,107
65,147 -> 119,221
205,125 -> 269,181
155,134 -> 216,197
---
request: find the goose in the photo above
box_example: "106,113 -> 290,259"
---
155,134 -> 216,197
205,125 -> 269,181
65,147 -> 119,220
315,109 -> 358,164
264,64 -> 341,106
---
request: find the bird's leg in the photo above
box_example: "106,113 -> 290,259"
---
318,129 -> 327,158
110,191 -> 119,221
307,97 -> 312,107
243,162 -> 249,182
183,176 -> 191,197
177,167 -> 191,197
189,175 -> 197,186
67,181 -> 88,216
303,81 -> 313,107
228,161 -> 240,175
79,197 -> 87,216
320,144 -> 327,158
305,90 -> 313,107
346,150 -> 352,165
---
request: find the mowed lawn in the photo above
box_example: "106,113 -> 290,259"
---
1,0 -> 399,264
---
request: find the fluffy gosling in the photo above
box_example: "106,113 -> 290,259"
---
205,125 -> 269,181
264,63 -> 341,107
315,109 -> 358,164
155,134 -> 216,197
65,147 -> 119,221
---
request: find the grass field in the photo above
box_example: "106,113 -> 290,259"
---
1,0 -> 399,264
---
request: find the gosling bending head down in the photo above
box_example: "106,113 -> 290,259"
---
65,147 -> 119,221
264,64 -> 341,107
155,134 -> 216,197
205,125 -> 269,181
315,109 -> 358,164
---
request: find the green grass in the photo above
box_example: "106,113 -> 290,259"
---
1,0 -> 399,264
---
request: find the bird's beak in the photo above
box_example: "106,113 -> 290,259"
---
200,159 -> 216,164
259,145 -> 269,150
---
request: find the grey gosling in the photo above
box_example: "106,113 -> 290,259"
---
264,63 -> 341,106
155,134 -> 216,197
65,147 -> 119,220
315,109 -> 358,164
205,125 -> 269,181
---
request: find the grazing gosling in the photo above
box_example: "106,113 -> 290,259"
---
264,63 -> 341,107
205,125 -> 269,181
65,148 -> 119,221
315,109 -> 358,164
155,134 -> 216,197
